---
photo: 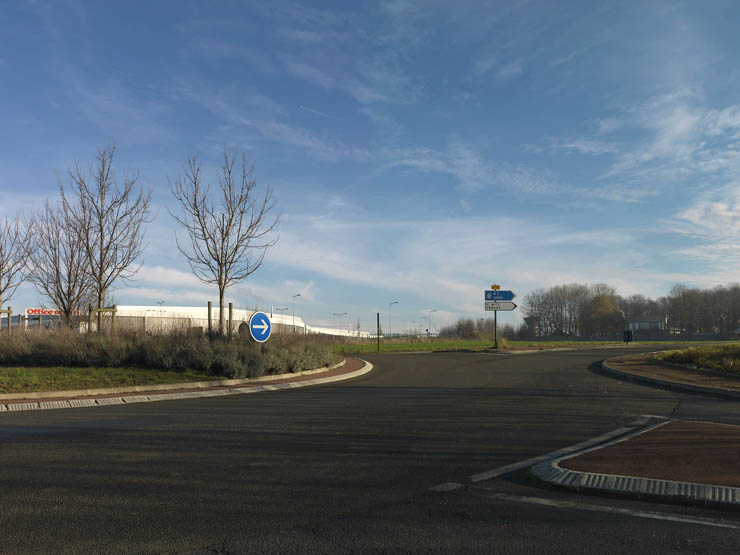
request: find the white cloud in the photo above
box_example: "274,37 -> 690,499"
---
382,137 -> 644,201
669,184 -> 740,243
595,118 -> 621,134
546,138 -> 619,156
603,91 -> 740,183
267,211 -> 666,319
496,59 -> 524,81
177,83 -> 369,162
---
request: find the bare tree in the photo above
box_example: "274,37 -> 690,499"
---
170,149 -> 279,335
26,201 -> 92,325
60,146 -> 151,327
0,212 -> 32,308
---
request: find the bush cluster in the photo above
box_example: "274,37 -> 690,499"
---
0,330 -> 340,379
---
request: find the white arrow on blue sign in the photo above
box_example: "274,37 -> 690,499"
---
249,311 -> 272,343
485,290 -> 515,301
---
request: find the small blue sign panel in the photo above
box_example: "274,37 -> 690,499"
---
485,290 -> 515,301
249,311 -> 272,343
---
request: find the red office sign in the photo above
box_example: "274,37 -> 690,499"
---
25,308 -> 79,316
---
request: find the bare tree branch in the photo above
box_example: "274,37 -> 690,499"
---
26,200 -> 93,325
0,212 -> 32,308
59,145 -> 152,327
170,148 -> 279,335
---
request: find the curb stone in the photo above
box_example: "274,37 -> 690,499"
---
0,359 -> 373,413
600,358 -> 740,400
530,418 -> 740,508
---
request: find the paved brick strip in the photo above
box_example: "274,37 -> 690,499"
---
531,419 -> 740,507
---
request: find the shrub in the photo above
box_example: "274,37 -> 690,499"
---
0,330 -> 340,378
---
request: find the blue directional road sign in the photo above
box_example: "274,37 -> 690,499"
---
485,290 -> 515,301
249,311 -> 272,343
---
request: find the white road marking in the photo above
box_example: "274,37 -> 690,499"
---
429,482 -> 462,492
468,426 -> 634,483
489,493 -> 740,529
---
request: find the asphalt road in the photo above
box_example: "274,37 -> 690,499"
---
1,347 -> 739,554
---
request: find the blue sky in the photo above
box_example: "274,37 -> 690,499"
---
2,0 -> 740,333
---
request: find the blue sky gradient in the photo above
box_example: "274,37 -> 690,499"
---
2,1 -> 740,332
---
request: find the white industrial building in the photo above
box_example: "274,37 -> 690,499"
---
92,305 -> 372,338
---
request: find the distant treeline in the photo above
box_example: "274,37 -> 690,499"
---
440,283 -> 740,339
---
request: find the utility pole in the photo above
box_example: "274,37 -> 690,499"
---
332,312 -> 347,336
292,293 -> 301,333
377,312 -> 380,351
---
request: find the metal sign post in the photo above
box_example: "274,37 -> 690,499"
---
494,309 -> 498,349
484,288 -> 518,350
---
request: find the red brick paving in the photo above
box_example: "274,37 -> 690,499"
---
562,420 -> 740,488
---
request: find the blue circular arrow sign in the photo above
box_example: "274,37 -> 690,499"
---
248,311 -> 272,343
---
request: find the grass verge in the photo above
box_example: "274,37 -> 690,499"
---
332,338 -> 737,356
0,366 -> 220,394
654,344 -> 740,377
330,338 -> 637,355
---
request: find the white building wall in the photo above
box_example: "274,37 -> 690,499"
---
114,306 -> 373,338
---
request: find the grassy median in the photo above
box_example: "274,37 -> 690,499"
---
0,330 -> 341,393
0,366 -> 219,394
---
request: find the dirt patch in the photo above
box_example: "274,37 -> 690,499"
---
607,353 -> 740,391
562,420 -> 740,488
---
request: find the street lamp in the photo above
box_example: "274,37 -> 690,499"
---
427,309 -> 437,338
332,312 -> 347,336
389,301 -> 398,338
292,293 -> 301,333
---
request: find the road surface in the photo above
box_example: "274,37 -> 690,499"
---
1,347 -> 738,553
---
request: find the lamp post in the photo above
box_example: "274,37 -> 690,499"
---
427,309 -> 437,338
333,312 -> 347,336
389,301 -> 398,338
274,306 -> 288,320
292,293 -> 301,333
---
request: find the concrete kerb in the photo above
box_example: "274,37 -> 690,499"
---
529,418 -> 740,508
0,359 -> 374,413
599,356 -> 740,400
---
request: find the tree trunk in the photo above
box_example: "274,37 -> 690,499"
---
97,289 -> 104,333
219,287 -> 225,336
